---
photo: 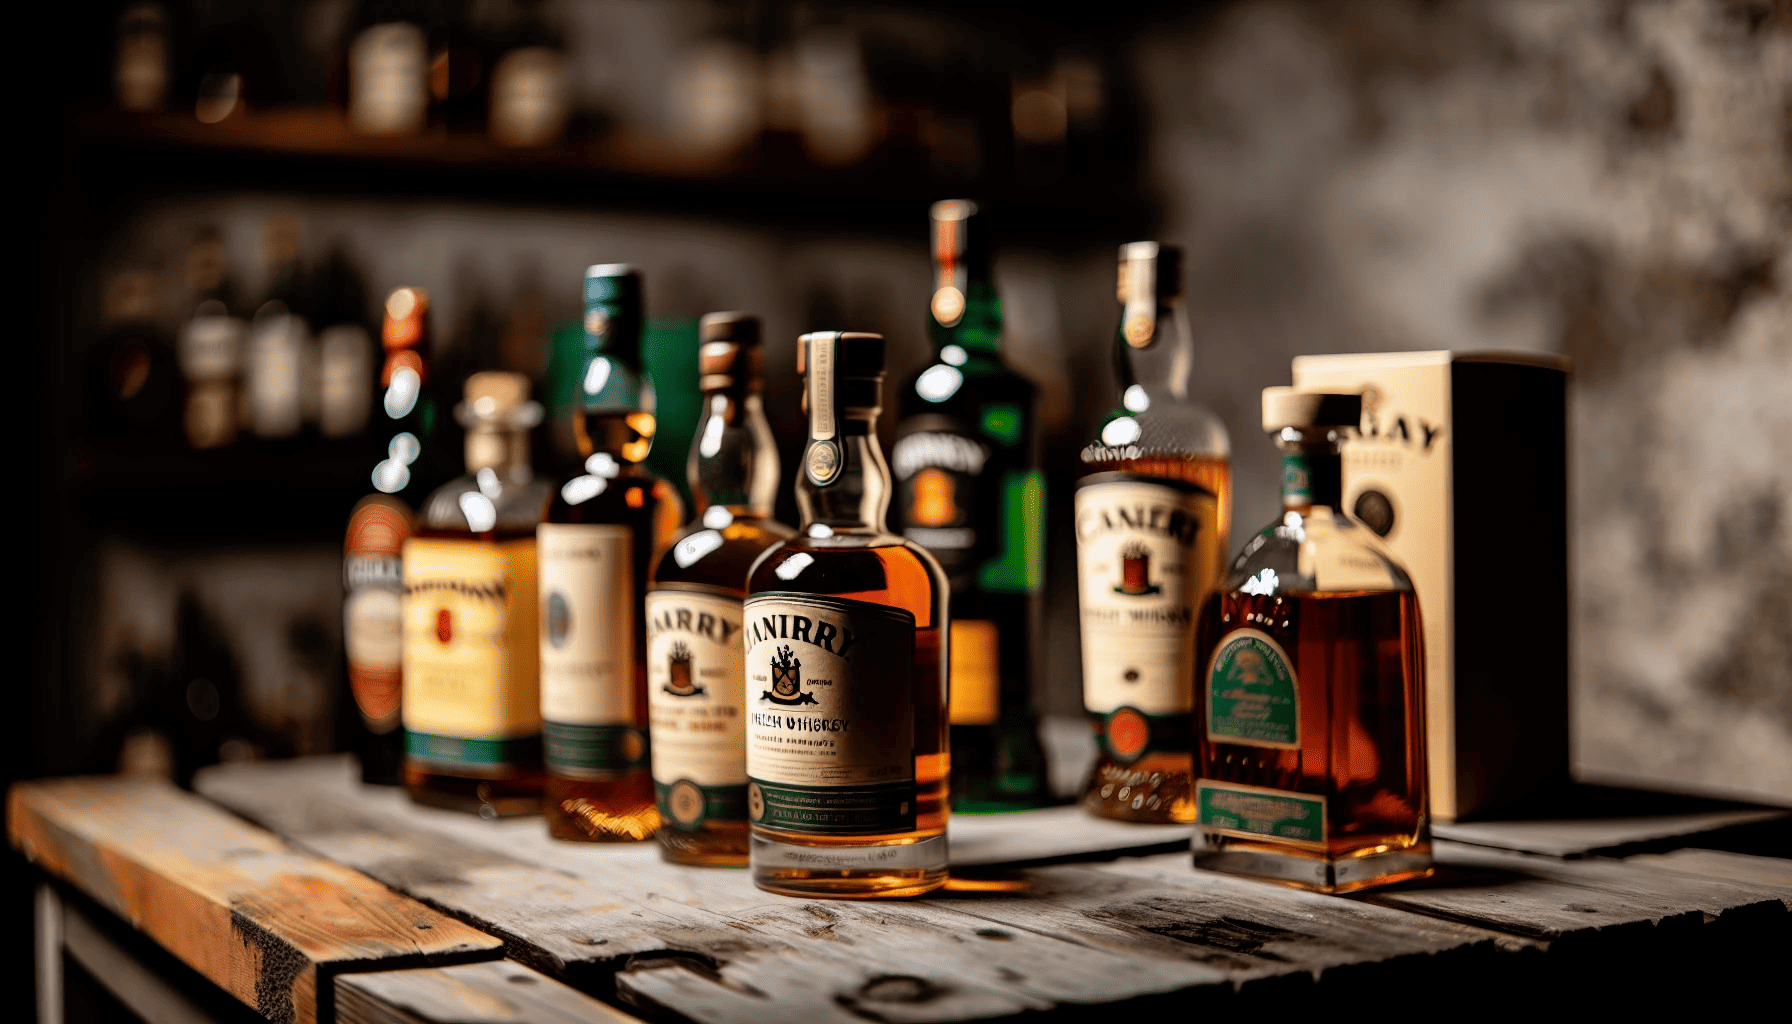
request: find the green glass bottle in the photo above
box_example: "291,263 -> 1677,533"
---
893,200 -> 1049,812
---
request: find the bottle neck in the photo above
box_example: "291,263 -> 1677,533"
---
1115,299 -> 1192,402
931,274 -> 1002,355
690,389 -> 778,516
466,426 -> 531,478
1277,431 -> 1343,512
796,416 -> 889,533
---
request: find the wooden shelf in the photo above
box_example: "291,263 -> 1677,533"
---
76,109 -> 1154,249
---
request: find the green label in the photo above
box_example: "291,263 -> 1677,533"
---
544,722 -> 649,773
1206,628 -> 1300,749
1197,781 -> 1326,844
406,731 -> 541,769
747,779 -> 917,835
980,470 -> 1045,593
656,780 -> 748,829
1281,452 -> 1311,505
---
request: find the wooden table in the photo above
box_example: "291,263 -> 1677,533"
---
11,756 -> 1790,1023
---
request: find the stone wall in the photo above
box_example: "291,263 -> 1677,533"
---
1134,0 -> 1792,803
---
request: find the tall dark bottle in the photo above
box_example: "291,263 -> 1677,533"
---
539,265 -> 684,841
893,201 -> 1048,811
647,314 -> 794,865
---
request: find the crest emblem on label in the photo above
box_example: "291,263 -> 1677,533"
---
1123,312 -> 1155,347
747,782 -> 766,821
434,608 -> 453,644
1114,541 -> 1159,596
584,308 -> 609,337
1206,628 -> 1300,749
762,645 -> 819,705
931,286 -> 965,327
662,640 -> 702,696
805,440 -> 842,486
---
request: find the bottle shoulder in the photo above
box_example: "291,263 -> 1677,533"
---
651,515 -> 795,590
419,472 -> 552,532
1222,507 -> 1413,596
1087,394 -> 1230,460
745,534 -> 945,625
897,354 -> 1037,420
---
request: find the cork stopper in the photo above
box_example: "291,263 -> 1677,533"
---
1262,387 -> 1362,433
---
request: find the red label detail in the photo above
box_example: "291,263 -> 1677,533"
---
435,608 -> 453,644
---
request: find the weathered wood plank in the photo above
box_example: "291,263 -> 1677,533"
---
1434,808 -> 1787,858
1362,840 -> 1792,941
337,962 -> 642,1024
949,805 -> 1188,867
8,777 -> 503,1024
199,759 -> 1239,1022
197,758 -> 1550,1022
1624,848 -> 1792,905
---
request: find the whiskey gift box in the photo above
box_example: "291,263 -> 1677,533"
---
1291,351 -> 1570,821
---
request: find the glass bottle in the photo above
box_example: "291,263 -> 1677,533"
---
1076,242 -> 1231,823
744,332 -> 950,898
1193,389 -> 1431,893
370,287 -> 452,503
648,313 -> 794,866
894,200 -> 1048,812
342,494 -> 412,784
402,371 -> 553,816
539,265 -> 684,842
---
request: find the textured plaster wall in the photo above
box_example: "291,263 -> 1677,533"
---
1134,0 -> 1792,803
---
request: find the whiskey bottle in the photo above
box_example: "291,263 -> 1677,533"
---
744,331 -> 950,898
402,371 -> 554,816
648,313 -> 794,866
343,494 -> 412,785
1076,242 -> 1230,823
176,227 -> 246,451
539,265 -> 684,842
894,200 -> 1048,812
370,287 -> 451,503
1194,389 -> 1431,893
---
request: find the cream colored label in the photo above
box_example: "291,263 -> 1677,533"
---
402,537 -> 540,738
647,590 -> 747,787
948,619 -> 999,725
538,523 -> 634,726
1292,352 -> 1454,817
1075,477 -> 1221,716
743,594 -> 914,787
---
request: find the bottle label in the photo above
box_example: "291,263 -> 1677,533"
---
948,619 -> 1000,726
345,498 -> 411,733
537,524 -> 644,776
979,469 -> 1045,594
402,537 -> 540,769
1196,780 -> 1327,846
647,589 -> 748,828
1206,628 -> 1301,749
1075,476 -> 1221,720
743,593 -> 916,835
1281,452 -> 1312,505
893,430 -> 989,584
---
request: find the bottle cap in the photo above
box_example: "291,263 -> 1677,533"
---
583,265 -> 642,351
698,312 -> 763,392
460,370 -> 541,429
382,287 -> 428,350
796,331 -> 884,381
1262,387 -> 1362,432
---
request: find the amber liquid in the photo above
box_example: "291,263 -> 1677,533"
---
542,413 -> 684,842
650,514 -> 794,866
1076,452 -> 1231,823
745,539 -> 949,898
404,526 -> 548,818
1197,588 -> 1430,889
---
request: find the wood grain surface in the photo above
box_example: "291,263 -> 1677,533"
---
337,962 -> 643,1024
9,776 -> 503,1024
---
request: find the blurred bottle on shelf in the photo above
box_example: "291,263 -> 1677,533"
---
312,245 -> 375,439
540,265 -> 683,842
764,26 -> 873,167
669,35 -> 761,162
1076,242 -> 1231,823
349,17 -> 429,135
894,201 -> 1049,812
247,214 -> 312,439
176,227 -> 246,450
372,287 -> 452,502
88,268 -> 180,444
488,2 -> 569,148
429,3 -> 491,131
115,3 -> 170,112
343,494 -> 413,785
402,371 -> 553,816
648,313 -> 792,865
